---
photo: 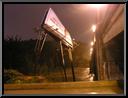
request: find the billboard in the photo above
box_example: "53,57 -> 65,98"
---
42,8 -> 73,48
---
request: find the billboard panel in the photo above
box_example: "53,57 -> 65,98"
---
42,8 -> 73,48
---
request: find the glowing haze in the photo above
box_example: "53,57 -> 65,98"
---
4,4 -> 119,44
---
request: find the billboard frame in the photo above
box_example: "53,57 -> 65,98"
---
41,8 -> 73,49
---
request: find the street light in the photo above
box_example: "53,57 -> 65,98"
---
90,24 -> 96,57
90,47 -> 93,51
91,41 -> 94,46
90,47 -> 93,52
91,25 -> 96,45
92,25 -> 96,33
89,4 -> 105,9
89,4 -> 107,80
90,51 -> 92,56
90,47 -> 93,56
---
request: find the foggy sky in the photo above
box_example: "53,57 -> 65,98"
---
4,4 -> 119,43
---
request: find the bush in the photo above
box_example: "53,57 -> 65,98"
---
4,69 -> 24,83
4,69 -> 47,83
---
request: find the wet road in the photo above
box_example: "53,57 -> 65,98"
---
4,67 -> 124,95
46,67 -> 94,82
4,87 -> 123,95
4,81 -> 124,95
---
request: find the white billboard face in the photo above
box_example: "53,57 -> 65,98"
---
42,8 -> 73,48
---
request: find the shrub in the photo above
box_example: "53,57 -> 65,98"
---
4,69 -> 24,83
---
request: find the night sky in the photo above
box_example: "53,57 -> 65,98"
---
4,4 -> 119,43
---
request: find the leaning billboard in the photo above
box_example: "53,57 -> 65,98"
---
41,8 -> 73,48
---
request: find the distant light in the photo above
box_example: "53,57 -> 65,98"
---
89,74 -> 94,81
89,92 -> 97,94
90,51 -> 92,56
92,25 -> 96,32
91,41 -> 94,46
90,48 -> 93,52
89,4 -> 105,9
72,38 -> 75,40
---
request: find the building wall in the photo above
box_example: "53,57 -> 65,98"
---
103,31 -> 124,80
91,4 -> 125,80
100,4 -> 124,80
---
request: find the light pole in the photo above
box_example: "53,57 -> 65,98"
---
90,24 -> 96,57
91,24 -> 96,44
89,4 -> 107,80
89,24 -> 98,80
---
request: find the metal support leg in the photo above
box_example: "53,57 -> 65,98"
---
60,41 -> 67,81
40,32 -> 47,53
35,30 -> 47,54
68,48 -> 75,81
35,31 -> 43,53
34,31 -> 47,75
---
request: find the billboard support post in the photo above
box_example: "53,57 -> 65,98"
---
40,32 -> 47,54
37,8 -> 76,82
34,29 -> 48,75
68,48 -> 76,81
35,29 -> 47,55
60,41 -> 68,81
